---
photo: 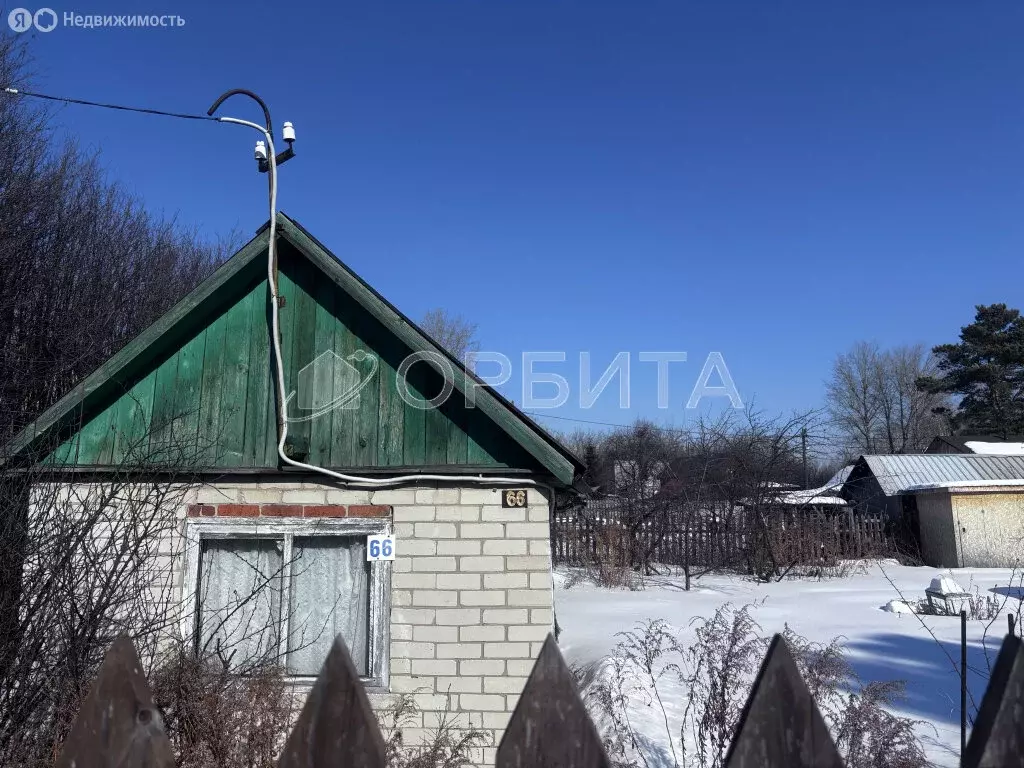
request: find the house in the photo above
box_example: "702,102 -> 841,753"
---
844,454 -> 1024,567
612,459 -> 666,498
925,435 -> 1024,455
762,465 -> 852,509
5,213 -> 586,765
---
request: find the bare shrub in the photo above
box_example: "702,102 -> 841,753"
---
745,523 -> 782,583
150,644 -> 297,768
0,461 -> 198,767
837,681 -> 928,768
784,559 -> 871,581
617,620 -> 682,767
964,588 -> 1001,622
578,608 -> 767,768
379,692 -> 488,768
782,630 -> 927,768
680,605 -> 768,768
579,607 -> 927,768
589,524 -> 638,589
561,568 -> 588,590
555,410 -> 899,589
575,654 -> 645,768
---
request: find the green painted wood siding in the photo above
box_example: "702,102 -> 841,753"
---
45,241 -> 540,472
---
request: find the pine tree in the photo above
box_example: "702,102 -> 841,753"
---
581,442 -> 604,493
917,304 -> 1024,436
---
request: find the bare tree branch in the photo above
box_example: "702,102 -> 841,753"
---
419,308 -> 480,362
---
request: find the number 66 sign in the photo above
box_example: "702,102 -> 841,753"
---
366,534 -> 395,561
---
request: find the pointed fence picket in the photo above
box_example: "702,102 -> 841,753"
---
52,630 -> 1024,768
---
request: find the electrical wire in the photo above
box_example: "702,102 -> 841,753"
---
1,84 -> 562,491
219,116 -> 553,491
528,410 -> 831,441
218,117 -> 558,624
2,86 -> 217,121
5,85 -> 560,610
1,87 -> 819,449
3,86 -> 819,468
526,411 -> 690,432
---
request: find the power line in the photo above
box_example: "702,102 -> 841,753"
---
525,411 -> 689,433
2,86 -> 218,122
526,410 -> 834,443
0,86 -> 837,449
527,411 -> 641,428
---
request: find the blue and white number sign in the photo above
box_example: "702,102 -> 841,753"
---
367,534 -> 395,561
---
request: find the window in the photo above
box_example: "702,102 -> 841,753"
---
184,519 -> 390,685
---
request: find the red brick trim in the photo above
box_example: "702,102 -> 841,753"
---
304,505 -> 347,518
218,504 -> 260,517
261,504 -> 303,517
186,502 -> 393,519
348,504 -> 391,518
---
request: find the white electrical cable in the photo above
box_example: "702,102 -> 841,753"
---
218,116 -> 555,492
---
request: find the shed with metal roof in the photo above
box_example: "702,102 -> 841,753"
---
844,454 -> 1024,567
856,454 -> 1024,497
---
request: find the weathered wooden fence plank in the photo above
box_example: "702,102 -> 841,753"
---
48,615 -> 1024,768
37,626 -> 1024,768
962,633 -> 1024,768
55,635 -> 173,768
724,634 -> 843,768
553,502 -> 893,569
277,635 -> 386,768
496,635 -> 610,768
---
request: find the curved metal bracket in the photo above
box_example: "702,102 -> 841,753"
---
208,88 -> 295,173
207,88 -> 273,138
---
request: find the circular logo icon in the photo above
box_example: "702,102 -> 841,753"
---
34,8 -> 58,32
7,8 -> 33,32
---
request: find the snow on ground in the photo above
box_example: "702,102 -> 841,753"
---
554,562 -> 1022,767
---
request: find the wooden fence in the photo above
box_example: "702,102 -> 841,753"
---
52,629 -> 1024,767
552,500 -> 892,570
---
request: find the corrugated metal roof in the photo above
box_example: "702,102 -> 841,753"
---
862,454 -> 1024,496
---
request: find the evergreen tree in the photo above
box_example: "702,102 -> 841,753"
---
581,442 -> 602,491
917,304 -> 1024,436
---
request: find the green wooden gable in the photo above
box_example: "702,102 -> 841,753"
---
9,214 -> 582,486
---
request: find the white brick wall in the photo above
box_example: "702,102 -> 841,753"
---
192,479 -> 552,766
36,478 -> 553,767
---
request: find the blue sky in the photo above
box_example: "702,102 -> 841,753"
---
7,1 -> 1024,433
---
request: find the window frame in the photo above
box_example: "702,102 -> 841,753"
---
182,516 -> 392,690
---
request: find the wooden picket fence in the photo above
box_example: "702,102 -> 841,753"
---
52,629 -> 1024,767
552,502 -> 892,570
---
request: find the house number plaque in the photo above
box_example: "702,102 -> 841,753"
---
502,489 -> 528,508
366,534 -> 396,561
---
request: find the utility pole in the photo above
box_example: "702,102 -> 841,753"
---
801,427 -> 808,489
